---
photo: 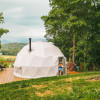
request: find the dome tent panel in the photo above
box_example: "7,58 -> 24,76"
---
47,65 -> 58,76
15,56 -> 56,68
28,56 -> 56,67
39,67 -> 51,76
22,67 -> 33,77
22,67 -> 39,78
44,46 -> 64,57
33,68 -> 45,78
14,55 -> 31,67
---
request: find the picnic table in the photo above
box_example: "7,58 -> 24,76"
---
0,65 -> 5,71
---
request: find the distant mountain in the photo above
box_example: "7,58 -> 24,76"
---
1,39 -> 47,55
1,37 -> 47,44
1,39 -> 11,44
18,37 -> 47,43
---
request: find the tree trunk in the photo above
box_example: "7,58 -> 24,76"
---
80,62 -> 82,72
73,32 -> 75,63
84,45 -> 87,71
69,49 -> 71,62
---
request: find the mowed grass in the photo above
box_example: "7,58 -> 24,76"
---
0,55 -> 16,59
0,71 -> 100,100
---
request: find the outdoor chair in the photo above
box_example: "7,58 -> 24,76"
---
0,65 -> 5,71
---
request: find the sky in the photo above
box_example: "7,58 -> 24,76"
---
0,0 -> 50,43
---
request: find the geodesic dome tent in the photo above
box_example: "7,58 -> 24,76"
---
14,41 -> 65,78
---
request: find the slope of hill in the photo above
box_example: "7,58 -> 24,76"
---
0,71 -> 100,100
1,43 -> 27,56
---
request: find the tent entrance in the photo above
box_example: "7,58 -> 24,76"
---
58,57 -> 67,75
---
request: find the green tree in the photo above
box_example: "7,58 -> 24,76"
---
0,12 -> 9,48
42,0 -> 100,71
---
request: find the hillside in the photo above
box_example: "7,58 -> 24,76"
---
0,71 -> 100,100
1,43 -> 27,56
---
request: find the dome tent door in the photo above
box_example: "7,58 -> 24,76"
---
58,57 -> 67,75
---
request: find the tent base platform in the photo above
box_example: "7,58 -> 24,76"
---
0,68 -> 27,84
0,68 -> 81,84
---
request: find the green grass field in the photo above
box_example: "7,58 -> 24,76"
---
0,55 -> 16,68
0,55 -> 16,59
0,71 -> 100,100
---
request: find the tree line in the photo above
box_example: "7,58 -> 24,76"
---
1,43 -> 27,56
41,0 -> 100,71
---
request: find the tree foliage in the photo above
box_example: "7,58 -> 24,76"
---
41,0 -> 100,71
0,12 -> 9,48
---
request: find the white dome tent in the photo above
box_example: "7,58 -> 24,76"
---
14,41 -> 67,78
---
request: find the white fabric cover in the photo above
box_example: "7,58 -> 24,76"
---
14,41 -> 64,78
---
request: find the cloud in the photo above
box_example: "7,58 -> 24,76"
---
0,24 -> 46,42
0,0 -> 50,42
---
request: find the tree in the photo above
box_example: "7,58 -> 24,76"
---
42,0 -> 100,71
0,12 -> 9,48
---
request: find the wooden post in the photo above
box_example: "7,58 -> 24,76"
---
84,45 -> 87,71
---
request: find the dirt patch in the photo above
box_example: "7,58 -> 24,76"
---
54,84 -> 72,93
86,75 -> 100,82
89,76 -> 100,80
66,78 -> 73,82
87,79 -> 99,82
32,85 -> 47,89
64,77 -> 81,82
36,90 -> 52,97
67,85 -> 72,91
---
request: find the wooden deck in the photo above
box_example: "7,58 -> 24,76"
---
0,68 -> 27,84
0,68 -> 80,84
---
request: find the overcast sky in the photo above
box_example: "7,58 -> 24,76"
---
0,0 -> 50,42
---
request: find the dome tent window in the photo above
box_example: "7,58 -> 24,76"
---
14,41 -> 67,78
14,67 -> 22,74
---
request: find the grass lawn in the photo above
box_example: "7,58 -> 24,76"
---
0,71 -> 100,100
0,55 -> 16,59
